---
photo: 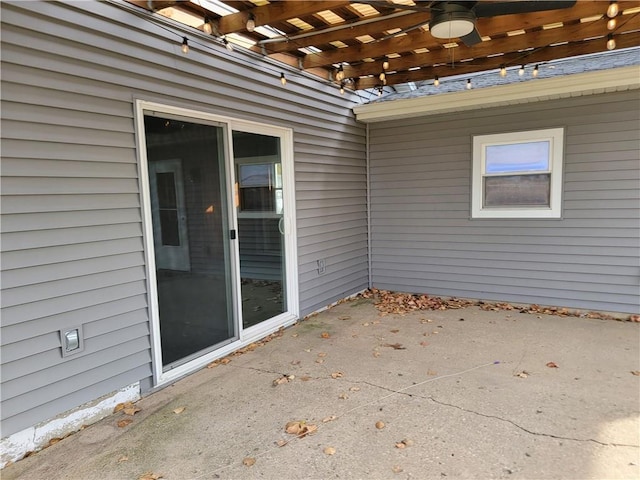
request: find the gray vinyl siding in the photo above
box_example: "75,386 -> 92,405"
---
369,90 -> 640,314
0,1 -> 367,437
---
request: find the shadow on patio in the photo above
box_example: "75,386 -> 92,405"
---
3,295 -> 639,480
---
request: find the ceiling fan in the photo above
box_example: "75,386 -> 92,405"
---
362,1 -> 577,46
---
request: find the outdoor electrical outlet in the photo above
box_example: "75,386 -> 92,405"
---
317,259 -> 326,275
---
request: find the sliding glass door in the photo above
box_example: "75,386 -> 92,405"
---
137,102 -> 298,384
143,113 -> 235,368
233,132 -> 286,329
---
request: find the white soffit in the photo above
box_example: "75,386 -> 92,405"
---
353,65 -> 640,123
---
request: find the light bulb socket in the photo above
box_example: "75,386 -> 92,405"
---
203,19 -> 213,35
246,13 -> 256,32
223,37 -> 233,51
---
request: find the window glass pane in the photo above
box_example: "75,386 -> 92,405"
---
486,141 -> 550,173
484,174 -> 551,207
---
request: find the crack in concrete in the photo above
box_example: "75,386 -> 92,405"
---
356,379 -> 640,449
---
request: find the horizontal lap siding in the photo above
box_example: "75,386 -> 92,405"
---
369,90 -> 640,314
0,1 -> 366,437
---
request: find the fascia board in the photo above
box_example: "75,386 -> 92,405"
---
353,65 -> 640,123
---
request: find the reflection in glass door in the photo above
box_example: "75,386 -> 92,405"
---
144,114 -> 235,368
233,131 -> 286,329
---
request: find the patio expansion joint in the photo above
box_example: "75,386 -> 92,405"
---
351,379 -> 639,449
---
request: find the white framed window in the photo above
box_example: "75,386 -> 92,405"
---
472,127 -> 564,219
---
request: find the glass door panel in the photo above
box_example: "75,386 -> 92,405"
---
232,131 -> 286,329
144,114 -> 235,368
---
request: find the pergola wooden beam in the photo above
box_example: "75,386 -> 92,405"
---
355,32 -> 640,89
217,1 -> 351,35
346,12 -> 640,79
302,1 -> 625,69
263,11 -> 432,54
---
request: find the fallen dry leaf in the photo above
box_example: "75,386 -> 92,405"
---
113,403 -> 125,413
316,359 -> 324,364
219,358 -> 231,365
322,415 -> 337,423
420,319 -> 433,323
373,351 -> 381,358
321,332 -> 331,339
390,329 -> 399,333
515,371 -> 529,378
427,369 -> 437,376
123,404 -> 141,416
338,315 -> 351,320
291,333 -> 299,337
47,438 -> 62,447
395,442 -> 406,449
300,376 -> 311,382
117,419 -> 133,428
284,421 -> 317,438
276,439 -> 288,447
349,386 -> 361,392
338,393 -> 349,400
420,341 -> 429,347
392,465 -> 404,474
375,421 -> 385,429
291,360 -> 301,365
206,361 -> 219,368
273,376 -> 290,386
323,446 -> 336,455
631,371 -> 640,376
331,372 -> 343,379
242,457 -> 256,467
139,473 -> 163,480
546,362 -> 559,368
630,315 -> 639,322
117,455 -> 129,463
172,407 -> 186,414
383,343 -> 406,350
401,439 -> 414,447
317,352 -> 327,358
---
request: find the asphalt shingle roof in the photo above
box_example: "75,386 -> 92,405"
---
374,47 -> 640,103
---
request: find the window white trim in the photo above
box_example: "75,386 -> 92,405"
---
472,127 -> 564,219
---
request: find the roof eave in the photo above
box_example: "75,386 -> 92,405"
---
353,65 -> 640,123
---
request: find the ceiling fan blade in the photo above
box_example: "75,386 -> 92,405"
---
460,27 -> 482,46
474,1 -> 576,18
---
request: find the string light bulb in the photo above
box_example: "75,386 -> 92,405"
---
607,1 -> 619,18
246,13 -> 256,32
466,79 -> 472,89
533,65 -> 539,77
377,86 -> 383,97
499,65 -> 507,78
607,34 -> 616,50
382,57 -> 389,70
280,73 -> 287,86
223,37 -> 233,51
434,75 -> 440,87
203,18 -> 213,35
518,65 -> 525,76
181,37 -> 189,54
336,65 -> 344,81
607,17 -> 617,30
379,71 -> 386,81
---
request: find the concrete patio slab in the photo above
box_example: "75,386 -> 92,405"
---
3,297 -> 639,480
